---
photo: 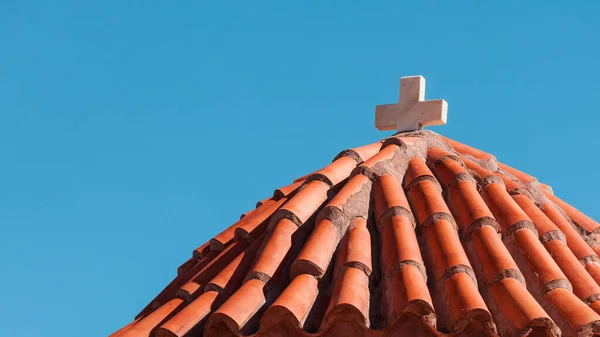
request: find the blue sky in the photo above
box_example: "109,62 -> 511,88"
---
1,2 -> 599,336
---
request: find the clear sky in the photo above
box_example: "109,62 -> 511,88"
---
1,2 -> 599,337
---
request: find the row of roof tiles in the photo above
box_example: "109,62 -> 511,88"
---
110,130 -> 600,337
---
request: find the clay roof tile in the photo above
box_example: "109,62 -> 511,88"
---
113,130 -> 600,337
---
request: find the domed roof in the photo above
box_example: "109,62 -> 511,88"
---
110,130 -> 600,337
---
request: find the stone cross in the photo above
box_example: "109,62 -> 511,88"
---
375,76 -> 448,132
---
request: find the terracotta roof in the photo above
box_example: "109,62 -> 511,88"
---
110,130 -> 600,337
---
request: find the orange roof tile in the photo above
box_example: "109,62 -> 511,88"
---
111,130 -> 600,337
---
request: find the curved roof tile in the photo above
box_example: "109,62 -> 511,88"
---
111,130 -> 600,337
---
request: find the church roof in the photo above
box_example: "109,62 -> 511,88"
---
109,78 -> 600,337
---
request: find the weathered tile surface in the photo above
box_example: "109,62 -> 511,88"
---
111,131 -> 600,337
